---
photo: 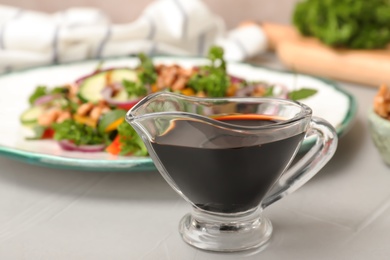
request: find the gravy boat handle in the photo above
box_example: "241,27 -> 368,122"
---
261,116 -> 338,209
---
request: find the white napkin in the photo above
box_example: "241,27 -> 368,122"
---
0,0 -> 268,73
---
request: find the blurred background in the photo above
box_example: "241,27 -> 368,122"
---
0,0 -> 299,28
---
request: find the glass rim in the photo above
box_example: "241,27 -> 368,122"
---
126,92 -> 313,131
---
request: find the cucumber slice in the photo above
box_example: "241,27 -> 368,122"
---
78,69 -> 137,103
20,106 -> 45,125
112,89 -> 129,102
97,109 -> 127,134
110,69 -> 138,83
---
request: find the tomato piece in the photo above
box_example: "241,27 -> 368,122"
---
105,135 -> 122,155
42,128 -> 55,139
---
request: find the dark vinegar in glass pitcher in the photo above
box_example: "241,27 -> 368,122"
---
151,114 -> 305,213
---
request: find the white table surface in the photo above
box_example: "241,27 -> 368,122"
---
0,54 -> 388,260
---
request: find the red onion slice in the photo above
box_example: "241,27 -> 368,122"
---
33,94 -> 61,106
58,140 -> 105,152
235,85 -> 256,97
230,75 -> 244,84
101,87 -> 141,110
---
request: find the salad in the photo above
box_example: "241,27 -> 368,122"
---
20,46 -> 317,156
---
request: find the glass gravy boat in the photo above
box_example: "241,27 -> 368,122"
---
126,92 -> 338,252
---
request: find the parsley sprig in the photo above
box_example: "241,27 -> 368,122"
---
187,46 -> 230,97
137,53 -> 157,85
52,119 -> 107,145
117,121 -> 148,156
122,80 -> 148,97
123,53 -> 155,97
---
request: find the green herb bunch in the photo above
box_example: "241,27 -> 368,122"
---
293,0 -> 390,49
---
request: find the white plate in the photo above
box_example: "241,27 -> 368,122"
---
0,57 -> 357,171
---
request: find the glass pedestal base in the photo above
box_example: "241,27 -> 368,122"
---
179,207 -> 273,252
